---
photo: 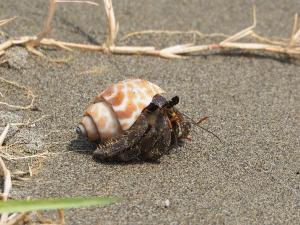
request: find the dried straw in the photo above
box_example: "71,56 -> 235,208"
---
0,17 -> 16,27
0,124 -> 12,225
0,77 -> 36,110
0,1 -> 299,59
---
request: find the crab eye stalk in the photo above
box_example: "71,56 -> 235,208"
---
171,96 -> 179,106
164,96 -> 179,108
151,94 -> 168,108
147,103 -> 159,112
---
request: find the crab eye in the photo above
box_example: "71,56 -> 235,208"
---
147,103 -> 159,112
164,96 -> 179,108
171,96 -> 179,106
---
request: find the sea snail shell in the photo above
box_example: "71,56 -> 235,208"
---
76,79 -> 165,142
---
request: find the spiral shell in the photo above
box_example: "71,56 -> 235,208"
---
77,79 -> 165,142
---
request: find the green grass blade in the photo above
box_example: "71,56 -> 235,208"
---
0,196 -> 119,213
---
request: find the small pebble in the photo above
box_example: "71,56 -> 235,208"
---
164,199 -> 170,208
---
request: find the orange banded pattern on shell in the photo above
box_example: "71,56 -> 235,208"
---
99,79 -> 165,130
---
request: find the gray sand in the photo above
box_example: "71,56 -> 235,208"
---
0,0 -> 299,224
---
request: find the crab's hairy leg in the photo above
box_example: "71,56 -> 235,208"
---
93,114 -> 148,160
115,124 -> 157,161
138,124 -> 158,157
179,120 -> 191,139
141,111 -> 172,161
173,108 -> 191,141
153,113 -> 172,154
170,121 -> 179,146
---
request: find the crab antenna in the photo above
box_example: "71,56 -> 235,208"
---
181,112 -> 224,144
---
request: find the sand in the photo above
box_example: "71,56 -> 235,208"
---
0,0 -> 299,224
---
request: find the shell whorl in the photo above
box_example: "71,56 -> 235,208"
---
99,79 -> 165,130
78,79 -> 165,142
83,101 -> 122,141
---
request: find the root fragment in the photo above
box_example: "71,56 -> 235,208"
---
0,77 -> 36,110
0,2 -> 299,59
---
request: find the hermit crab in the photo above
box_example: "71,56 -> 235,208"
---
76,79 -> 191,162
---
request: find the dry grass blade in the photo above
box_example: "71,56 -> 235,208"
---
221,5 -> 256,44
6,212 -> 30,225
251,32 -> 286,45
108,46 -> 180,58
40,38 -> 104,50
10,115 -> 50,128
158,51 -> 182,59
58,209 -> 65,224
0,77 -> 36,110
1,152 -> 49,161
289,13 -> 300,47
0,17 -> 16,27
0,39 -> 20,53
294,29 -> 300,42
103,0 -> 118,47
0,1 -> 299,60
0,124 -> 9,146
36,0 -> 56,42
120,30 -> 229,41
291,14 -> 298,37
220,42 -> 300,55
26,0 -> 57,55
0,124 -> 12,225
172,43 -> 221,55
159,43 -> 221,56
160,43 -> 194,54
110,46 -> 155,53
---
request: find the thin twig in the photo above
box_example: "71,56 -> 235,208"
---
0,17 -> 16,27
33,0 -> 56,46
6,212 -> 30,225
58,209 -> 65,224
289,13 -> 300,47
220,5 -> 256,44
0,152 -> 49,161
0,124 -> 12,225
9,115 -> 51,128
120,30 -> 229,41
251,32 -> 286,46
289,13 -> 298,46
0,124 -> 9,146
41,38 -> 104,50
0,1 -> 299,59
0,76 -> 36,110
103,0 -> 118,47
0,115 -> 50,161
220,42 -> 300,55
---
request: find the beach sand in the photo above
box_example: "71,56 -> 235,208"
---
0,0 -> 299,224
